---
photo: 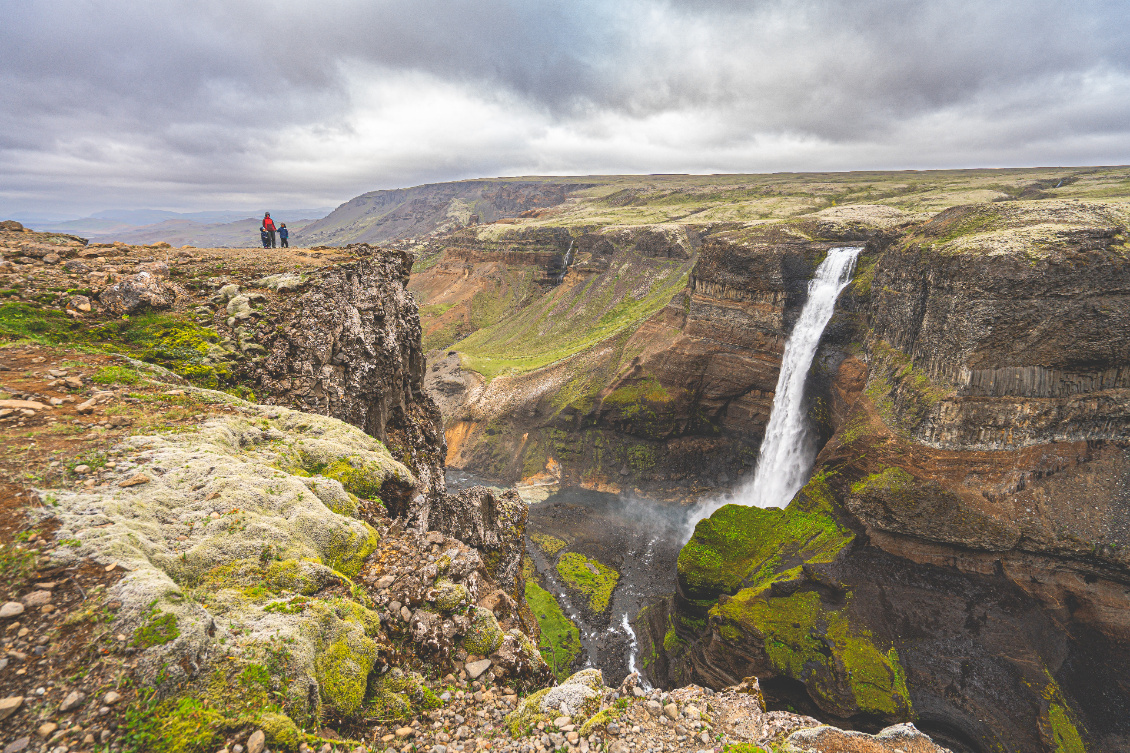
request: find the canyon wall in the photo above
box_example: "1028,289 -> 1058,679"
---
643,201 -> 1130,753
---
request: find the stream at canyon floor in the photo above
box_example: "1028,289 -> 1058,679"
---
447,470 -> 693,685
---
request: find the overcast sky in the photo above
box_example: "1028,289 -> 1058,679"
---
3,0 -> 1129,217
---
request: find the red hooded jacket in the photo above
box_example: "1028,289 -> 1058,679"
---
263,216 -> 276,231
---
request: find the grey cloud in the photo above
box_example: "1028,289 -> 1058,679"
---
1,0 -> 1128,214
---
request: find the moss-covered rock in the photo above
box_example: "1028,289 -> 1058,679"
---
259,711 -> 302,749
314,616 -> 381,717
366,668 -> 441,723
714,588 -> 911,719
462,606 -> 505,655
428,578 -> 471,612
677,471 -> 853,608
556,552 -> 619,615
505,687 -> 554,736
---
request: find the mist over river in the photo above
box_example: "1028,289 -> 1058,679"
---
447,470 -> 696,685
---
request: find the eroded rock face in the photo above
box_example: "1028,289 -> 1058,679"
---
427,486 -> 528,594
234,245 -> 446,521
646,201 -> 1130,753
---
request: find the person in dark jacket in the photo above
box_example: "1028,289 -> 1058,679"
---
278,224 -> 289,248
263,212 -> 277,248
260,226 -> 271,248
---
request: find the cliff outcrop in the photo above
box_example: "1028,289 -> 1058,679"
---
0,234 -> 556,750
646,200 -> 1130,752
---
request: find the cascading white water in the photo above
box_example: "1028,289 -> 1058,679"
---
739,246 -> 861,508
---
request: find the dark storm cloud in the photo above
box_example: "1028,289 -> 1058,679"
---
1,0 -> 1128,214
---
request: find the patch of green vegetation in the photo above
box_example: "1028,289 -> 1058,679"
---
677,471 -> 853,604
716,589 -> 911,718
1042,674 -> 1087,753
525,580 -> 581,680
92,365 -> 142,385
556,552 -> 619,614
722,745 -> 771,753
132,611 -> 180,648
456,256 -> 693,381
0,302 -> 232,389
602,377 -> 672,415
0,543 -> 38,588
530,533 -> 567,557
0,301 -> 80,342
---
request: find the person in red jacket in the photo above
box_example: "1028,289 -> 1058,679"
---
262,212 -> 277,248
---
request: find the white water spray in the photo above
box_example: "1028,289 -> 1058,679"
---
739,246 -> 861,508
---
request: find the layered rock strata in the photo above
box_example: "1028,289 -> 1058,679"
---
644,201 -> 1130,752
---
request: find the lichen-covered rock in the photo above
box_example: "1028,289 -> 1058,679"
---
99,270 -> 176,315
782,722 -> 953,753
539,668 -> 604,719
38,390 -> 396,719
256,272 -> 307,292
489,629 -> 552,688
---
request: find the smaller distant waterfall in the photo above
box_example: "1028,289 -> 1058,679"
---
739,246 -> 861,508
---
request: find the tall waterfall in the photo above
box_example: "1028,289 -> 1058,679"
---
739,246 -> 861,508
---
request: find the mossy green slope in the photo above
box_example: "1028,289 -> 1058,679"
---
525,580 -> 582,680
677,472 -> 853,607
455,250 -> 692,380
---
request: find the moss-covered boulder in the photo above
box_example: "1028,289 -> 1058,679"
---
367,668 -> 441,723
462,606 -> 505,655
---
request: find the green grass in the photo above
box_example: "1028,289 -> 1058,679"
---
555,552 -> 619,614
0,302 -> 231,389
525,580 -> 581,680
456,254 -> 692,380
92,365 -> 142,385
0,543 -> 39,589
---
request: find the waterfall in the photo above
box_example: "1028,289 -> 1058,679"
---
739,246 -> 861,508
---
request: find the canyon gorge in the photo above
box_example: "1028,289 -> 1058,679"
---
2,166 -> 1129,753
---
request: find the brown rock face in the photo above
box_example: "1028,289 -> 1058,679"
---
233,245 -> 446,521
646,202 -> 1130,753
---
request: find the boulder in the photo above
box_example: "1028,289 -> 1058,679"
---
99,271 -> 174,316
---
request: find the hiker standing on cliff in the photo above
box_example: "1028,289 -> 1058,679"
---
262,212 -> 277,248
278,223 -> 289,248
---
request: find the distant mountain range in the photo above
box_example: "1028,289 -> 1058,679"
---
21,207 -> 334,247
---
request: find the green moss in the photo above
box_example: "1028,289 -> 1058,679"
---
579,708 -> 620,736
1042,675 -> 1087,753
716,589 -> 911,718
525,580 -> 581,680
0,302 -> 80,343
314,629 -> 381,717
367,669 -> 441,722
851,467 -> 915,497
132,611 -> 180,648
429,578 -> 471,612
556,552 -> 619,614
530,533 -> 567,557
677,471 -> 853,603
505,687 -> 553,736
462,606 -> 505,655
603,377 -> 673,415
318,458 -> 384,500
150,696 -> 225,753
322,521 -> 380,578
259,711 -> 302,749
92,364 -> 142,385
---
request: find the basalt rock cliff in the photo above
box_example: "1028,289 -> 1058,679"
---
642,200 -> 1130,753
